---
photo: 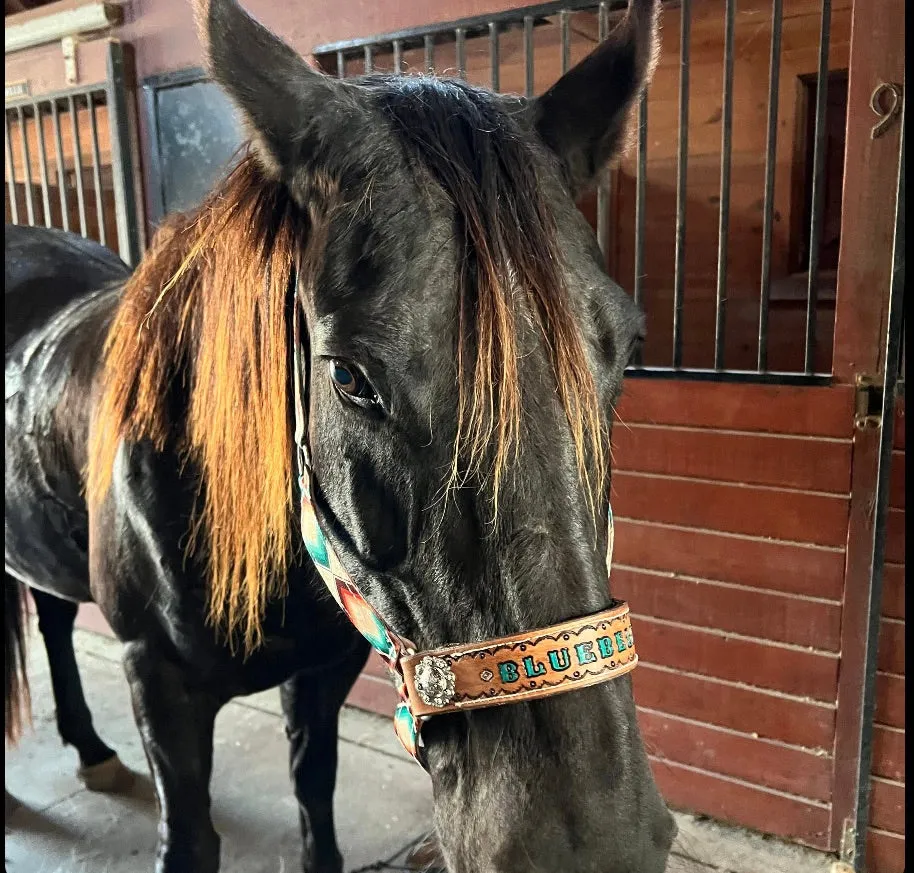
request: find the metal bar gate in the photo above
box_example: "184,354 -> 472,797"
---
313,0 -> 843,382
4,41 -> 141,266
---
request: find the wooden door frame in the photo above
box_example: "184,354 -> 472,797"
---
827,0 -> 905,858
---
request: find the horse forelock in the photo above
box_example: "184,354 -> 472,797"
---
376,77 -> 607,512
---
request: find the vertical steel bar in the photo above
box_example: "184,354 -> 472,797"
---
804,0 -> 832,374
34,101 -> 52,227
455,28 -> 466,79
714,0 -> 737,370
86,93 -> 107,246
596,189 -> 610,262
489,22 -> 500,91
852,105 -> 904,872
5,110 -> 20,224
757,0 -> 783,371
598,3 -> 610,43
595,1 -> 611,265
393,40 -> 403,75
336,50 -> 346,79
597,0 -> 609,42
672,0 -> 691,368
50,100 -> 70,232
899,317 -> 906,383
631,93 -> 649,367
363,45 -> 374,74
106,41 -> 142,263
424,35 -> 435,74
634,94 -> 648,311
16,107 -> 36,225
524,15 -> 534,98
560,10 -> 571,75
68,95 -> 88,237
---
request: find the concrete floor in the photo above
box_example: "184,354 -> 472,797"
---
5,624 -> 835,873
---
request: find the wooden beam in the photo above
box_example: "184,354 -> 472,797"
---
831,0 -> 905,384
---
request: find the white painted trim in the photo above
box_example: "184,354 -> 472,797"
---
5,3 -> 120,54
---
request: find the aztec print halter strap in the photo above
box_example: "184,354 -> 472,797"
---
291,294 -> 637,768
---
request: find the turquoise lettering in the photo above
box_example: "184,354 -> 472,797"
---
498,661 -> 520,683
614,630 -> 628,652
522,656 -> 547,678
597,636 -> 614,658
575,641 -> 597,665
547,648 -> 571,671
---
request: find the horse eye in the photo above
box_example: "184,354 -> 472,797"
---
328,360 -> 378,404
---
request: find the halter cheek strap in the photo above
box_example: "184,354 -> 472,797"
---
291,296 -> 637,768
292,298 -> 425,760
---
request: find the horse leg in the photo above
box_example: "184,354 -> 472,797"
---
280,640 -> 369,873
123,640 -> 222,873
30,588 -> 133,792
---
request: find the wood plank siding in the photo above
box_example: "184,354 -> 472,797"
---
610,379 -> 852,850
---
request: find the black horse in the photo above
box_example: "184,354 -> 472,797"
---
5,225 -> 134,786
4,0 -> 674,871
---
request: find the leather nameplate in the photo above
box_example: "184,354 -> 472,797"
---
400,603 -> 637,718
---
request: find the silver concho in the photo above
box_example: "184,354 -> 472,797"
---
414,656 -> 457,708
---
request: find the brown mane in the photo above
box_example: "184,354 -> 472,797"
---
88,82 -> 608,654
87,153 -> 312,652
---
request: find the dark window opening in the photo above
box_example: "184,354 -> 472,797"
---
5,0 -> 59,15
794,70 -> 849,274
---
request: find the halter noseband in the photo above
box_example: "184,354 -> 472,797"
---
291,286 -> 637,768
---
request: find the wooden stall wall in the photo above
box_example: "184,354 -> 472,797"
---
66,364 -> 896,858
608,379 -> 852,849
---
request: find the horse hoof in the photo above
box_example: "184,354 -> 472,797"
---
78,754 -> 135,793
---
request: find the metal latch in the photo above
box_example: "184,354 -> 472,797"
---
855,376 -> 883,429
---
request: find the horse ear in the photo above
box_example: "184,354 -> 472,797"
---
531,0 -> 661,197
195,0 -> 356,179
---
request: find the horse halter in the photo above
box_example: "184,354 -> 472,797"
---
290,285 -> 638,769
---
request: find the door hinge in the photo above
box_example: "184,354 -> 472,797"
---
855,376 -> 883,429
62,36 -> 79,85
833,817 -> 857,870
